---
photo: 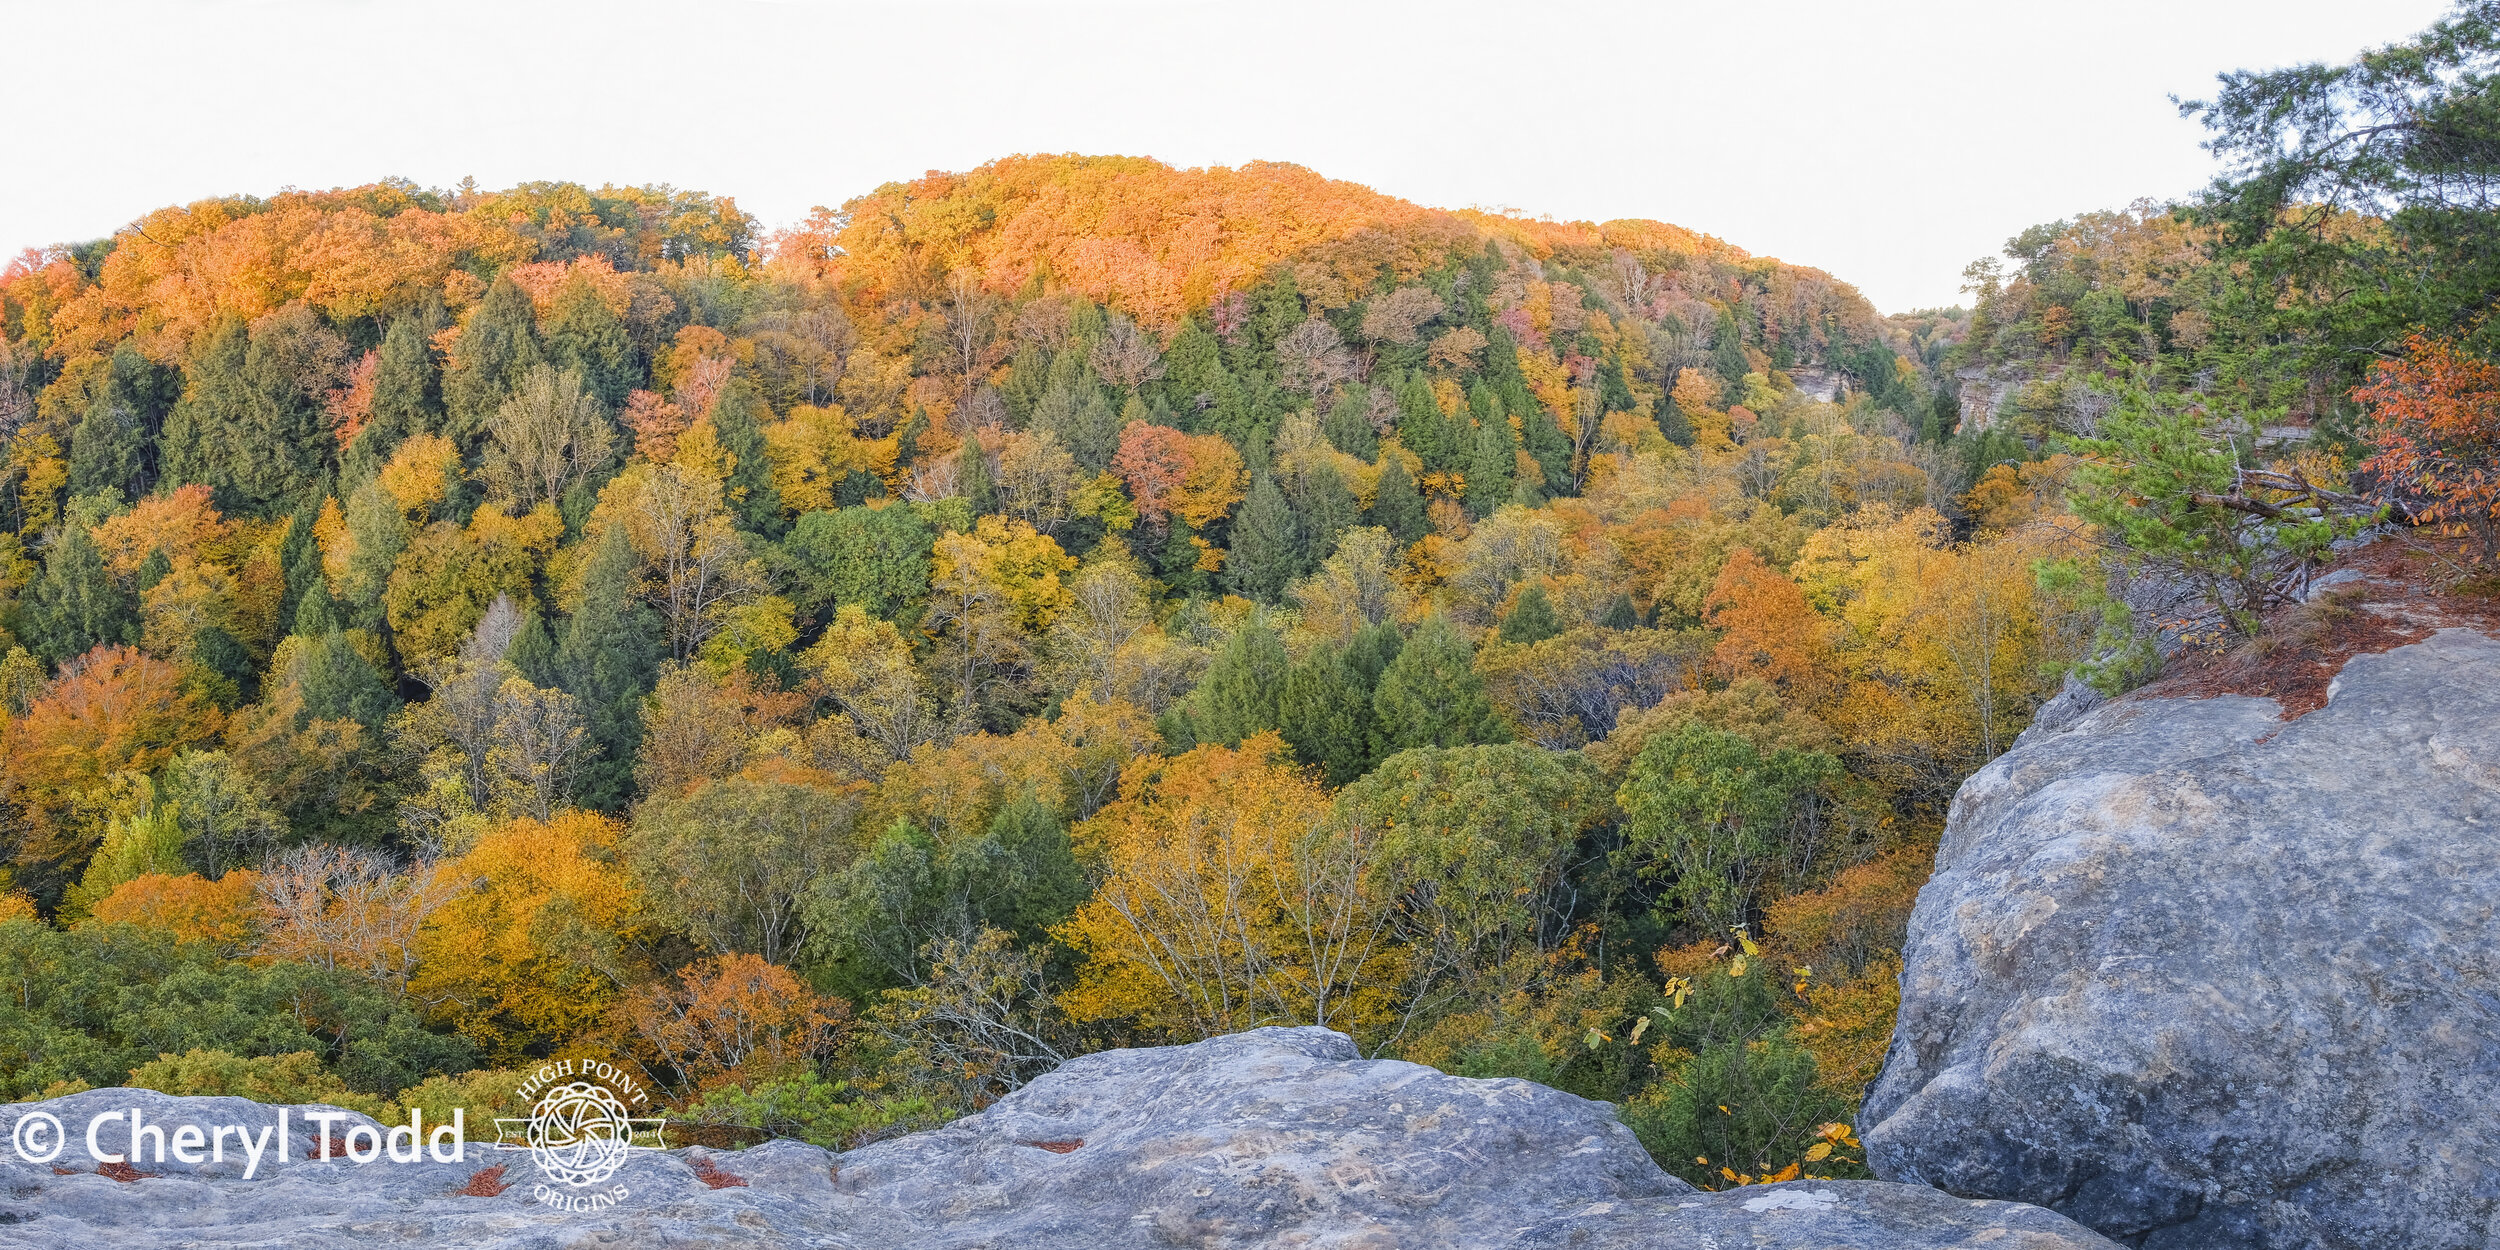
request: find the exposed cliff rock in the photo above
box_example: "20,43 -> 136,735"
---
1863,628 -> 2500,1249
0,1028 -> 2116,1248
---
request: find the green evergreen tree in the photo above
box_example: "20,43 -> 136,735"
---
297,629 -> 400,732
1155,520 -> 1208,596
1191,619 -> 1288,746
1225,472 -> 1299,603
442,274 -> 541,448
1344,619 -> 1404,687
1498,585 -> 1563,645
20,525 -> 136,666
543,278 -> 636,407
969,796 -> 1088,942
66,347 -> 169,502
339,480 -> 408,632
709,378 -> 783,535
1277,644 -> 1373,786
344,309 -> 444,486
235,310 -> 337,515
506,608 -> 559,688
276,505 -> 327,636
1371,454 -> 1427,543
158,314 -> 252,502
1466,411 -> 1518,519
1322,387 -> 1379,459
1372,615 -> 1508,752
1160,319 -> 1244,435
1000,343 -> 1050,424
1711,305 -> 1751,393
1395,370 -> 1452,470
1290,461 -> 1359,569
557,526 -> 665,811
956,437 -> 997,517
1599,592 -> 1641,631
290,568 -> 342,640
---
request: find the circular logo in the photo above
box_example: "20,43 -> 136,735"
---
10,1112 -> 63,1164
524,1081 -> 637,1187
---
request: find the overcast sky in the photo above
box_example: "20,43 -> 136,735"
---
0,0 -> 2458,313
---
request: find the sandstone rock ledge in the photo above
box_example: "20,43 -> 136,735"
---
0,1028 -> 2111,1248
1864,629 -> 2500,1249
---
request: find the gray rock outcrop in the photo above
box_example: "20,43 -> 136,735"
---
1864,628 -> 2500,1249
0,1027 -> 2116,1247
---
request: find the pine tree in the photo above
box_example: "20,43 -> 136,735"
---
345,309 -> 443,486
1225,471 -> 1299,603
298,629 -> 399,732
556,526 -> 665,810
1067,391 -> 1122,472
1160,319 -> 1244,436
1344,619 -> 1404,687
1498,585 -> 1563,645
442,274 -> 541,448
709,378 -> 783,535
1000,343 -> 1050,424
1277,644 -> 1373,786
235,309 -> 337,515
66,347 -> 167,502
158,313 -> 253,502
1372,615 -> 1508,752
19,525 -> 136,666
1466,411 -> 1518,519
1395,370 -> 1452,470
957,437 -> 997,516
1323,387 -> 1379,459
544,277 -> 635,407
1711,305 -> 1751,393
507,607 -> 559,688
1154,520 -> 1207,596
277,505 -> 327,635
1290,461 -> 1359,569
1599,592 -> 1641,630
1371,454 -> 1427,543
1191,619 -> 1287,746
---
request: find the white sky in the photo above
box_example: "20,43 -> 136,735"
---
0,0 -> 2459,313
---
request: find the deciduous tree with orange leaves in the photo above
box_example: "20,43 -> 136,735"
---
2355,330 -> 2500,563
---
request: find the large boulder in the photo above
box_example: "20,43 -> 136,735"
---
0,1028 -> 2114,1247
1863,628 -> 2500,1249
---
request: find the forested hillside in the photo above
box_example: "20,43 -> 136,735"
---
0,154 -> 2112,1189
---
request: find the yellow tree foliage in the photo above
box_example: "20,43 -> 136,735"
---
87,870 -> 263,951
1795,509 -> 2088,783
1057,734 -> 1400,1041
411,810 -> 648,1063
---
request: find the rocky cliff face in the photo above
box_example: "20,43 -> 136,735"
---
0,1028 -> 2117,1248
1863,628 -> 2500,1249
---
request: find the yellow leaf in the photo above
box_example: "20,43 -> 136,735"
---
1804,1142 -> 1832,1162
1730,954 -> 1748,978
1629,1016 -> 1651,1044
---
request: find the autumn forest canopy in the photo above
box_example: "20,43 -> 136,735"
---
0,3 -> 2493,1188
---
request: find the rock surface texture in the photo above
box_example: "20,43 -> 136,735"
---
1863,628 -> 2500,1249
0,1028 -> 2116,1247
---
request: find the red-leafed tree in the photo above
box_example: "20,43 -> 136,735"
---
2355,331 -> 2500,563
